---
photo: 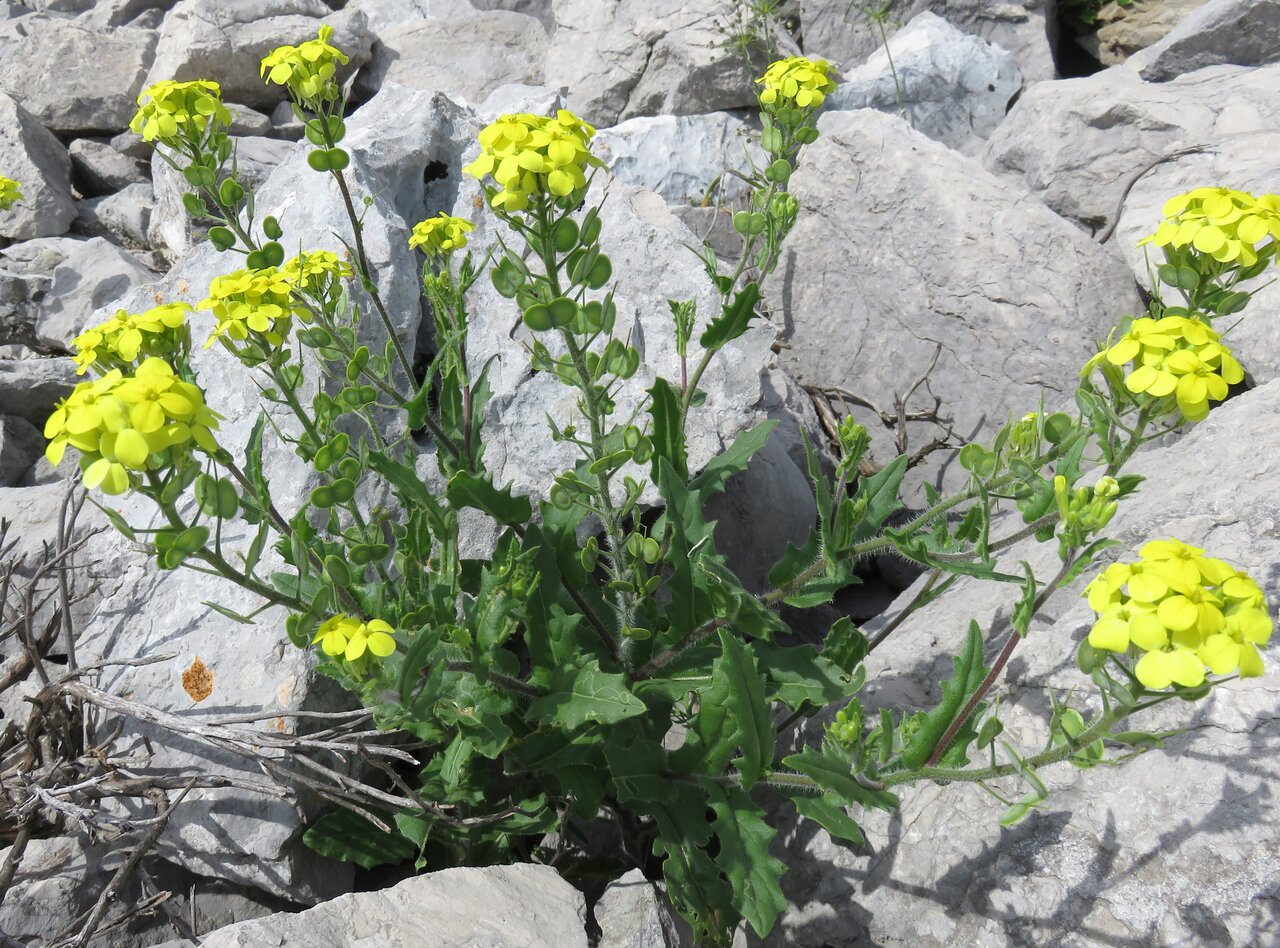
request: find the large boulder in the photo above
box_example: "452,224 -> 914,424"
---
356,9 -> 548,105
800,0 -> 1056,83
167,865 -> 588,948
68,139 -> 149,196
1,236 -> 82,349
1129,0 -> 1280,81
1079,0 -> 1208,67
544,0 -> 756,127
767,108 -> 1143,495
0,353 -> 76,425
982,62 -> 1280,235
143,0 -> 373,111
74,182 -> 157,249
0,413 -> 43,486
826,11 -> 1022,156
766,374 -> 1280,947
34,237 -> 158,349
0,92 -> 76,241
474,0 -> 556,31
0,16 -> 156,133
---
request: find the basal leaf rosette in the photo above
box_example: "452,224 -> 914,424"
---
1084,540 -> 1273,690
71,303 -> 192,376
200,266 -> 310,351
1086,314 -> 1244,423
260,25 -> 349,104
129,80 -> 233,148
756,56 -> 838,111
408,214 -> 474,259
463,110 -> 604,213
43,358 -> 222,495
313,614 -> 397,663
1140,187 -> 1280,268
0,175 -> 22,211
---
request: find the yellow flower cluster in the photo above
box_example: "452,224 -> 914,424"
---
199,267 -> 303,348
313,614 -> 397,662
463,110 -> 603,213
1101,314 -> 1244,422
260,25 -> 349,102
0,175 -> 22,211
756,57 -> 838,110
44,359 -> 222,494
1140,187 -> 1280,266
1085,540 -> 1272,690
408,214 -> 474,258
72,303 -> 191,375
129,80 -> 232,145
280,249 -> 353,297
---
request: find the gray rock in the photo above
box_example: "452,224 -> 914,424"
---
670,204 -> 743,262
177,865 -> 588,948
344,0 -> 473,36
111,127 -> 154,161
474,0 -> 556,31
1077,0 -> 1208,66
545,0 -> 756,127
0,236 -> 79,349
1108,130 -> 1280,385
0,16 -> 156,133
767,374 -> 1280,947
768,109 -> 1143,496
81,0 -> 179,29
800,0 -> 1056,83
596,869 -> 693,948
144,0 -> 373,111
269,99 -> 305,139
75,182 -> 156,248
1130,0 -> 1280,81
227,102 -> 274,137
0,353 -> 77,425
149,136 -> 295,262
69,138 -> 149,195
357,10 -> 548,106
0,413 -> 42,486
0,92 -> 77,240
982,62 -> 1280,235
827,11 -> 1022,155
593,112 -> 764,205
34,237 -> 157,348
477,82 -> 563,121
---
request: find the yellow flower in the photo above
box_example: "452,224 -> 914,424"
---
408,214 -> 475,257
463,110 -> 604,213
199,267 -> 301,348
0,175 -> 22,211
129,80 -> 232,146
71,303 -> 191,375
260,25 -> 349,103
756,57 -> 838,110
279,249 -> 353,299
1140,187 -> 1280,266
313,614 -> 397,662
1082,543 -> 1272,691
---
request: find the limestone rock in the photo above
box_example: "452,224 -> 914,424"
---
0,413 -> 43,486
596,869 -> 693,948
982,62 -> 1280,234
1078,0 -> 1208,66
344,0 -> 473,36
827,11 -> 1022,155
0,236 -> 81,349
801,0 -> 1056,83
74,182 -> 156,248
767,375 -> 1280,947
0,16 -> 156,133
592,111 -> 764,205
357,10 -> 548,105
226,102 -> 274,137
174,865 -> 589,948
1131,0 -> 1280,81
0,353 -> 76,425
768,109 -> 1143,496
544,0 -> 756,127
0,92 -> 76,240
69,139 -> 149,196
34,237 -> 157,349
144,0 -> 373,111
474,0 -> 557,31
81,0 -> 179,30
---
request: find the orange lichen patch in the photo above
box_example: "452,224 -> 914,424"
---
181,656 -> 214,703
269,716 -> 287,732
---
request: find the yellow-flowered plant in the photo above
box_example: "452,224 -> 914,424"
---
200,266 -> 306,348
1098,314 -> 1244,422
463,110 -> 603,213
408,214 -> 474,258
0,175 -> 22,211
129,80 -> 233,147
260,24 -> 349,103
1084,540 -> 1273,689
313,614 -> 397,663
43,359 -> 221,494
756,56 -> 838,110
71,303 -> 192,375
280,248 -> 353,299
1140,187 -> 1280,266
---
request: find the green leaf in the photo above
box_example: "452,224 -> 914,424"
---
782,747 -> 899,811
705,784 -> 788,937
822,617 -> 868,675
445,472 -> 532,526
647,378 -> 688,481
688,420 -> 777,500
711,630 -> 774,788
840,454 -> 907,549
366,451 -> 446,530
793,795 -> 866,845
605,738 -> 675,805
753,642 -> 848,709
699,281 -> 761,351
899,620 -> 988,769
302,810 -> 416,869
528,659 -> 647,729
